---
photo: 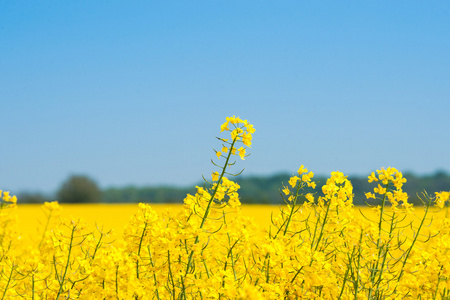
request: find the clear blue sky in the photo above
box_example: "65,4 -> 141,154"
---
2,1 -> 450,194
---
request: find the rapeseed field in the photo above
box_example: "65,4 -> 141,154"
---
16,204 -> 277,241
1,116 -> 450,299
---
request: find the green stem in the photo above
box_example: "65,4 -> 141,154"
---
184,138 -> 238,277
31,273 -> 35,300
136,220 -> 149,279
313,203 -> 331,252
338,244 -> 357,299
373,213 -> 396,294
0,263 -> 14,300
148,247 -> 161,300
353,232 -> 363,300
90,231 -> 104,262
225,233 -> 238,281
282,183 -> 302,237
290,266 -> 304,284
199,138 -> 238,229
394,195 -> 432,293
368,182 -> 389,298
115,264 -> 119,299
377,183 -> 389,240
55,225 -> 76,300
167,250 -> 176,300
265,255 -> 270,283
38,210 -> 53,249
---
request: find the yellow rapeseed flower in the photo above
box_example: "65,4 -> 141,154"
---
302,171 -> 314,182
245,122 -> 255,134
231,128 -> 243,141
242,132 -> 252,147
238,147 -> 246,160
368,172 -> 378,183
288,176 -> 299,188
365,192 -> 376,199
212,172 -> 220,182
435,191 -> 450,209
297,165 -> 308,175
374,184 -> 387,195
307,181 -> 316,189
220,121 -> 229,132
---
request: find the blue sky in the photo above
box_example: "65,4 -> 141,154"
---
1,1 -> 450,194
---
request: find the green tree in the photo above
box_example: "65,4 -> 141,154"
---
57,175 -> 101,203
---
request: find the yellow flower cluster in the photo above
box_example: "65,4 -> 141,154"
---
282,165 -> 316,204
435,191 -> 450,209
216,115 -> 255,160
0,190 -> 17,206
365,167 -> 413,213
1,117 -> 450,299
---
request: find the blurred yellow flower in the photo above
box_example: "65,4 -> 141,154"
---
368,172 -> 378,183
238,147 -> 246,160
212,171 -> 220,182
297,165 -> 308,175
288,176 -> 299,188
365,192 -> 376,199
374,184 -> 387,195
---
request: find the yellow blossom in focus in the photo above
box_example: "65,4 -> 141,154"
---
378,167 -> 398,185
231,128 -> 243,141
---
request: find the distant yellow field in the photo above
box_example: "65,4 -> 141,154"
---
16,203 -> 446,243
16,204 -> 281,241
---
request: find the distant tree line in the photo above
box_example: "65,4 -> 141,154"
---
18,171 -> 450,205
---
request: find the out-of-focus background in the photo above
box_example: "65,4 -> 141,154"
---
2,1 -> 450,204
